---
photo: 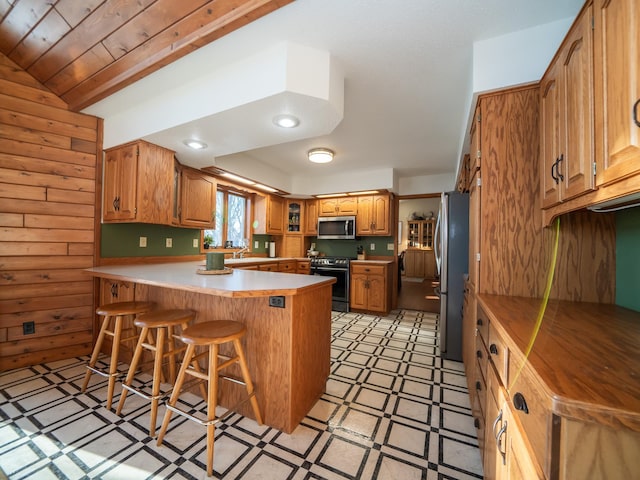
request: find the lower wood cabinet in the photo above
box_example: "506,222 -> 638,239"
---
278,260 -> 296,273
403,249 -> 436,278
296,260 -> 310,275
99,278 -> 135,305
350,263 -> 390,313
469,297 -> 640,480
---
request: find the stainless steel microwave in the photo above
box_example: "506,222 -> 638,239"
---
317,216 -> 356,239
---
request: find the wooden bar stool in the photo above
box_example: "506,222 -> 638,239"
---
156,320 -> 262,477
116,309 -> 196,437
81,301 -> 155,409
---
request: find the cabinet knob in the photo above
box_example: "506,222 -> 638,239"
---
513,392 -> 529,414
475,381 -> 482,391
489,344 -> 498,355
476,350 -> 482,359
477,318 -> 483,326
474,418 -> 480,429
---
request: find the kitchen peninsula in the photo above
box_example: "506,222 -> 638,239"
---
85,261 -> 336,433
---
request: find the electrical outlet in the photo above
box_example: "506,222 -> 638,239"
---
370,243 -> 375,250
387,243 -> 394,250
139,236 -> 147,247
166,238 -> 172,248
193,239 -> 198,248
255,241 -> 259,249
23,321 -> 35,335
269,296 -> 285,308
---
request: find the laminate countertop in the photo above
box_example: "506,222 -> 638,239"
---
85,261 -> 334,298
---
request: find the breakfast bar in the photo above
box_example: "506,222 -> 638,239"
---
85,261 -> 335,433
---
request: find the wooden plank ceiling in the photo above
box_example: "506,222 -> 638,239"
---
0,0 -> 293,111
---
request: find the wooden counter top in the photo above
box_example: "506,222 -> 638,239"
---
86,261 -> 334,298
478,294 -> 640,431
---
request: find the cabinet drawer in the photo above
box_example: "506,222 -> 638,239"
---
488,322 -> 509,387
508,354 -> 551,475
296,261 -> 310,274
475,332 -> 488,382
476,305 -> 490,345
474,359 -> 487,421
351,264 -> 385,275
279,261 -> 296,273
258,263 -> 278,271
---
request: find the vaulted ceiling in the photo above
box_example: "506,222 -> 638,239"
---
0,0 -> 292,110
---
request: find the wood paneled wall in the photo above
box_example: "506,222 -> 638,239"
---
0,53 -> 100,371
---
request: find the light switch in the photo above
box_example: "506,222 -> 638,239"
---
193,239 -> 198,248
387,243 -> 394,250
255,241 -> 259,249
166,238 -> 172,248
139,237 -> 147,247
370,243 -> 375,250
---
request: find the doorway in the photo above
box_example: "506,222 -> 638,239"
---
397,195 -> 441,313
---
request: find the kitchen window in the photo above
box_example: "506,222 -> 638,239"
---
203,188 -> 249,248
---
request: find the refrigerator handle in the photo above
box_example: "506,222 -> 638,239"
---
434,209 -> 441,274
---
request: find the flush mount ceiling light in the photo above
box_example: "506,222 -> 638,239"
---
308,148 -> 334,164
183,139 -> 207,150
272,114 -> 300,128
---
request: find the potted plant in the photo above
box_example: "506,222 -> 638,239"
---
203,234 -> 213,249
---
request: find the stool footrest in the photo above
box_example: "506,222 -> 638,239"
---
166,391 -> 257,426
122,383 -> 169,401
86,365 -> 120,379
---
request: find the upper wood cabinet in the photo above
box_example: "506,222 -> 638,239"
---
304,199 -> 318,235
356,194 -> 392,235
179,167 -> 216,228
540,4 -> 595,208
103,140 -> 174,224
286,200 -> 303,234
254,194 -> 285,235
593,0 -> 640,186
318,197 -> 357,216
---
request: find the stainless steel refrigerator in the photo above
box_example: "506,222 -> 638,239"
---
434,191 -> 469,361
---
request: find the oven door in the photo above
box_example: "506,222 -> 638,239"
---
312,267 -> 349,310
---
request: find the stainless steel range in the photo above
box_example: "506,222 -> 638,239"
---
310,257 -> 352,312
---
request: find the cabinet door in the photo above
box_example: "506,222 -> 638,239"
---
319,198 -> 338,216
559,7 -> 595,201
103,144 -> 137,221
468,175 -> 480,291
304,199 -> 318,235
267,195 -> 285,234
594,0 -> 640,186
337,197 -> 357,214
540,60 -> 562,207
180,169 -> 216,227
172,162 -> 181,225
100,279 -> 135,305
286,201 -> 302,233
356,196 -> 373,234
367,274 -> 386,312
470,104 -> 481,175
404,250 -> 424,277
282,235 -> 304,258
350,274 -> 368,310
371,195 -> 391,234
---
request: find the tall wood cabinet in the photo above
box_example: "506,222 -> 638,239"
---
103,140 -> 174,224
304,199 -> 318,235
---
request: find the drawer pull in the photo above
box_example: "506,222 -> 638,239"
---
489,344 -> 498,355
496,421 -> 508,465
492,409 -> 503,438
475,381 -> 482,391
474,418 -> 480,429
476,350 -> 482,359
513,392 -> 529,414
477,318 -> 483,326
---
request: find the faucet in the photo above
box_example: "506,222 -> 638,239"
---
233,246 -> 250,259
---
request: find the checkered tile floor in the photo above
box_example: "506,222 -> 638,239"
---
0,309 -> 483,479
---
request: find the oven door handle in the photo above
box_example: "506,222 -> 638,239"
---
312,267 -> 348,272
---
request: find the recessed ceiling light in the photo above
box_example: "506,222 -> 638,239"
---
273,114 -> 300,128
308,148 -> 334,164
183,139 -> 207,150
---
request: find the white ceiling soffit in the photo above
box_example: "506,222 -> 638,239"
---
86,42 -> 344,168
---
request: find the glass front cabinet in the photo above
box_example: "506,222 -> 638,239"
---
407,220 -> 434,249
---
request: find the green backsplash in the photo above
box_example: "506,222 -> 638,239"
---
101,224 -> 202,257
101,224 -> 276,257
314,237 -> 395,258
616,207 -> 640,312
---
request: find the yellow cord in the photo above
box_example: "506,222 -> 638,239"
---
508,216 -> 560,392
